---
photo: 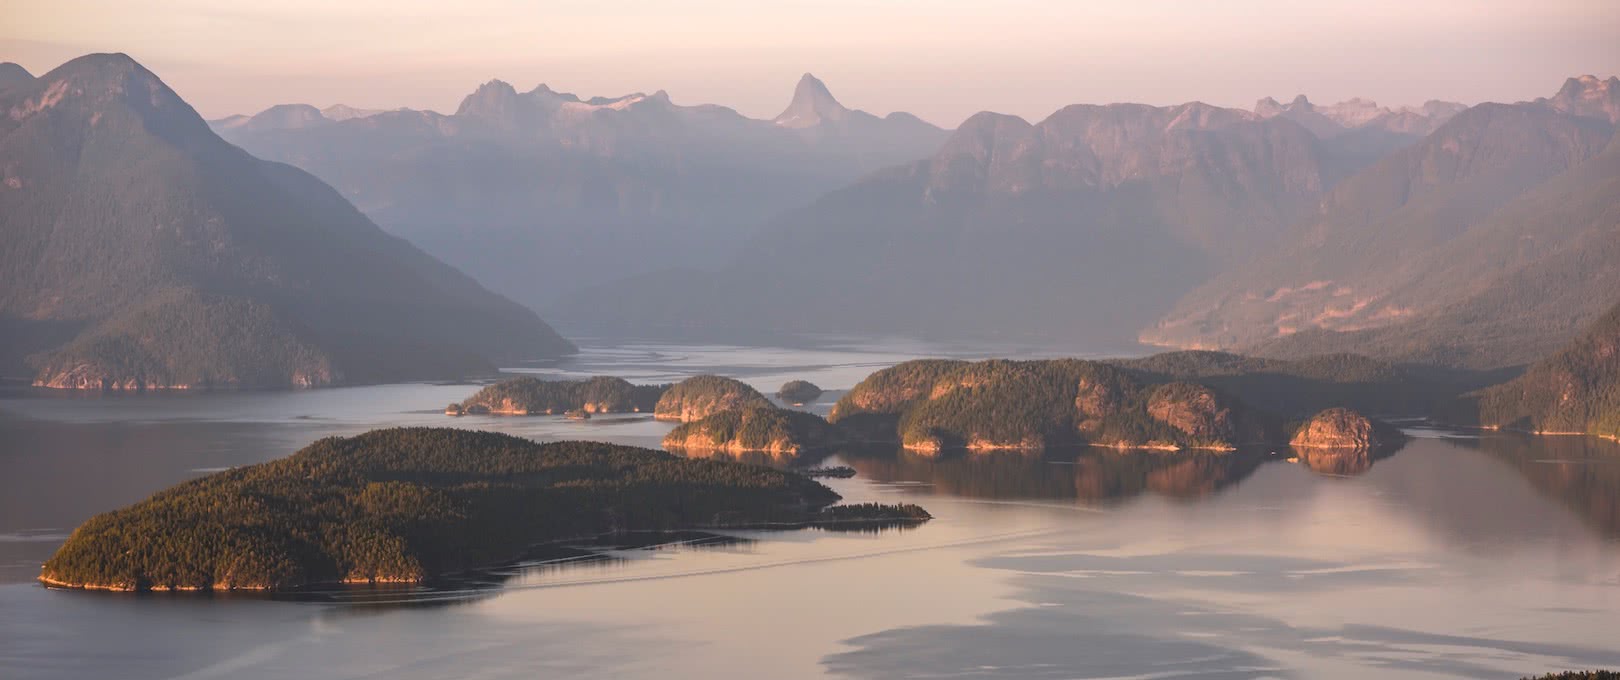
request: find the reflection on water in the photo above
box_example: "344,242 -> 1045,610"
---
1293,444 -> 1398,477
2,340 -> 1620,679
837,444 -> 1393,504
1465,432 -> 1620,538
276,531 -> 760,608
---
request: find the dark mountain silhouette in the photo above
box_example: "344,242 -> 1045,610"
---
0,53 -> 573,389
0,62 -> 33,91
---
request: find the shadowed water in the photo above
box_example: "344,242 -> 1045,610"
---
1,340 -> 1617,679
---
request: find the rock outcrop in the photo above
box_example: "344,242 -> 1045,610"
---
1145,382 -> 1267,449
1289,408 -> 1404,449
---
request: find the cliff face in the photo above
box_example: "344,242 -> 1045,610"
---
1145,382 -> 1270,448
1289,407 -> 1404,449
653,375 -> 772,423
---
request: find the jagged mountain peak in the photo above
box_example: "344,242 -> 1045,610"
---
1548,74 -> 1620,122
774,72 -> 850,128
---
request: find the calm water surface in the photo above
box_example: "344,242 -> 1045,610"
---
2,340 -> 1618,679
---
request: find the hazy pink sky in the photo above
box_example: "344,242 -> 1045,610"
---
3,0 -> 1618,126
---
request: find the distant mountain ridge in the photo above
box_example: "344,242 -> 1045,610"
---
210,73 -> 948,312
0,53 -> 573,388
1253,93 -> 1465,138
551,97 -> 1349,347
1148,75 -> 1620,368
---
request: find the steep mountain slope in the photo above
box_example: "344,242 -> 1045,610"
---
211,74 -> 947,310
554,101 -> 1340,348
0,53 -> 573,388
0,62 -> 32,91
1149,76 -> 1620,367
1469,300 -> 1620,439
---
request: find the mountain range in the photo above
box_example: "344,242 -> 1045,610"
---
548,95 -> 1422,348
550,76 -> 1616,366
7,52 -> 1613,381
210,73 -> 947,312
0,54 -> 573,389
1149,75 -> 1620,368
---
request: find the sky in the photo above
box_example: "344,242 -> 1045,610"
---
2,0 -> 1618,126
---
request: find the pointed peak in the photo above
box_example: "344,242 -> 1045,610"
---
796,72 -> 831,94
775,72 -> 849,128
1289,94 -> 1313,109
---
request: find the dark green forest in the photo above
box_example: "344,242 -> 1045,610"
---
1473,301 -> 1620,438
41,428 -> 844,591
654,375 -> 772,421
664,406 -> 843,454
461,376 -> 668,414
776,379 -> 824,404
834,358 -> 1277,450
